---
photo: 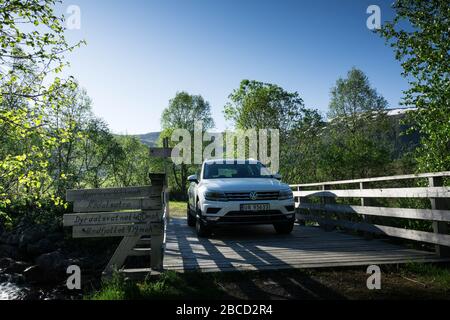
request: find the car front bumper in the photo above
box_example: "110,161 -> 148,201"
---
199,199 -> 295,226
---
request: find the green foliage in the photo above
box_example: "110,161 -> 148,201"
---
280,108 -> 325,182
224,79 -> 307,136
0,0 -> 85,218
328,68 -> 388,118
222,74 -> 405,183
0,1 -> 157,224
223,71 -> 397,183
0,209 -> 12,228
224,79 -> 318,181
379,0 -> 450,172
110,135 -> 154,187
44,85 -> 120,194
160,91 -> 214,198
161,91 -> 214,132
322,68 -> 394,179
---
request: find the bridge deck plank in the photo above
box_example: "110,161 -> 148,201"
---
163,218 -> 449,272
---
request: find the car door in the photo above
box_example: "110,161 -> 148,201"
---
188,170 -> 200,210
188,182 -> 195,210
191,168 -> 202,209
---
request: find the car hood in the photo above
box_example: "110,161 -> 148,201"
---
199,178 -> 290,192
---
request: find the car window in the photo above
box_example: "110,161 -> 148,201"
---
218,168 -> 236,177
203,162 -> 273,179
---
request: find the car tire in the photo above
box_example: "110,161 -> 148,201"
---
195,202 -> 211,237
273,221 -> 294,234
187,203 -> 196,227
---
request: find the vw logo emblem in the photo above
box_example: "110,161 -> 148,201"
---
249,191 -> 257,200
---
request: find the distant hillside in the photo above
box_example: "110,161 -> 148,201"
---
133,132 -> 161,147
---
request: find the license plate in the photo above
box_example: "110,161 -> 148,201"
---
240,203 -> 270,211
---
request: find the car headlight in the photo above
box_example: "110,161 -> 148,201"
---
204,191 -> 228,201
279,189 -> 293,200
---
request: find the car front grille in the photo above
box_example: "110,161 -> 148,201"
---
224,191 -> 280,201
218,210 -> 289,223
225,210 -> 282,216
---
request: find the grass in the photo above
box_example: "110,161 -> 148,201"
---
89,272 -> 139,300
399,262 -> 450,288
89,271 -> 229,300
169,201 -> 187,218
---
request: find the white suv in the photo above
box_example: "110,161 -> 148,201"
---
187,159 -> 295,237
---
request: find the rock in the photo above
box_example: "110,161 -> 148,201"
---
9,273 -> 25,285
0,257 -> 15,268
18,228 -> 46,249
35,251 -> 68,273
0,244 -> 19,259
27,238 -> 56,256
0,257 -> 30,273
23,265 -> 64,285
22,289 -> 43,300
47,233 -> 64,242
5,261 -> 30,274
0,273 -> 8,282
23,265 -> 56,284
4,233 -> 20,246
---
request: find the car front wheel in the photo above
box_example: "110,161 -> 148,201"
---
187,203 -> 196,227
195,202 -> 212,237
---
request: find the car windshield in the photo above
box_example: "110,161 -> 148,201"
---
203,161 -> 273,179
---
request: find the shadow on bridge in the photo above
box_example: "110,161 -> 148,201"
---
163,218 -> 441,275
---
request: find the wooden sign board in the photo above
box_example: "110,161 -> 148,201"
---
73,198 -> 161,213
63,210 -> 162,227
66,186 -> 162,201
64,180 -> 167,275
72,222 -> 164,238
149,147 -> 172,158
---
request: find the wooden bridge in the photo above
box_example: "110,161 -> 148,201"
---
66,171 -> 450,276
162,171 -> 450,273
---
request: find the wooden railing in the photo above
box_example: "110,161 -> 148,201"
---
290,171 -> 450,257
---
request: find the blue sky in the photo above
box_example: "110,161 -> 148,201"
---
60,0 -> 408,134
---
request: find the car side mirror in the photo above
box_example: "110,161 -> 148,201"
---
187,174 -> 199,184
273,173 -> 282,180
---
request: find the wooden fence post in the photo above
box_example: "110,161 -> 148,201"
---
297,186 -> 306,226
148,173 -> 167,270
150,224 -> 164,270
360,182 -> 373,240
429,176 -> 450,257
321,184 -> 336,232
